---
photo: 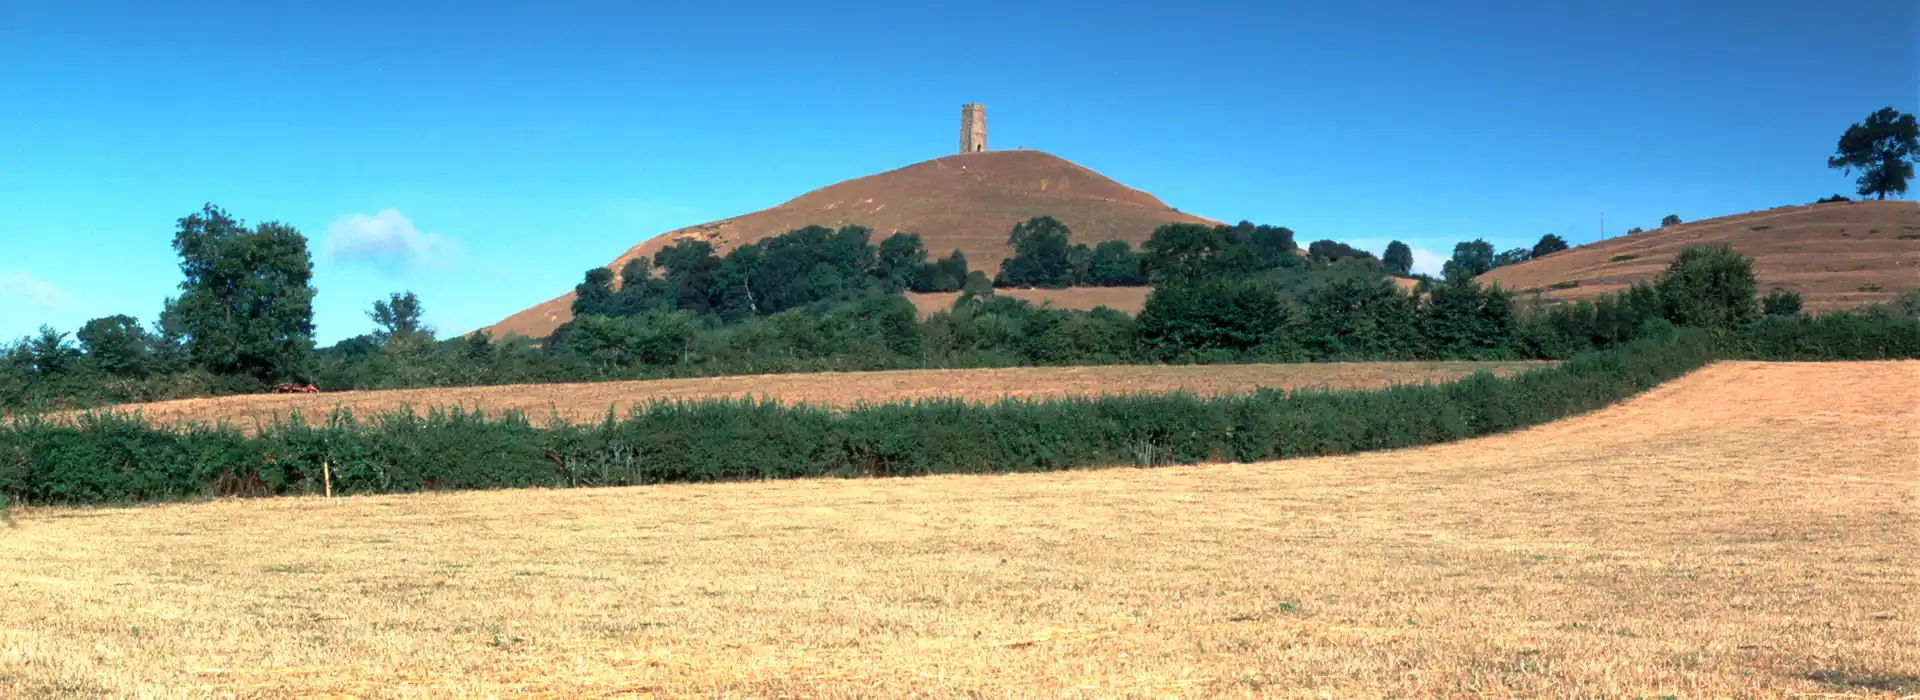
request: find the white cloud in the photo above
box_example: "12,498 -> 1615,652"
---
323,209 -> 460,274
1407,247 -> 1448,277
0,272 -> 76,312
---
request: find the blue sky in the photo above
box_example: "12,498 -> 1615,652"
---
2,0 -> 1914,343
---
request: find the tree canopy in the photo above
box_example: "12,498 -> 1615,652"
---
1531,234 -> 1569,258
1382,241 -> 1414,276
1828,107 -> 1918,200
169,204 -> 316,381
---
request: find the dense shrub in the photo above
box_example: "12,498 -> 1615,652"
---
0,331 -> 1722,506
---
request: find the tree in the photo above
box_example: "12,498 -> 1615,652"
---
1493,247 -> 1531,268
1660,214 -> 1682,227
1141,223 -> 1224,282
1382,240 -> 1414,276
1656,245 -> 1757,330
1137,277 -> 1284,358
76,315 -> 154,377
1761,288 -> 1804,317
1088,240 -> 1146,286
1828,107 -> 1918,200
169,204 -> 316,382
874,232 -> 929,293
911,250 -> 968,293
1306,240 -> 1378,267
1531,234 -> 1569,259
25,326 -> 79,375
995,216 -> 1076,288
572,267 -> 616,317
370,292 -> 429,344
1445,239 -> 1495,279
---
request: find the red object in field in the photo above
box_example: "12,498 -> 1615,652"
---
272,383 -> 320,394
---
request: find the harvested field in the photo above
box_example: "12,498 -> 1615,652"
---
67,361 -> 1542,430
2,361 -> 1914,697
906,286 -> 1151,317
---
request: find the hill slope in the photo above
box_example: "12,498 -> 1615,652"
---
486,151 -> 1214,338
1479,200 -> 1919,310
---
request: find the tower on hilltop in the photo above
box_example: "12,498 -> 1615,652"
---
959,103 -> 985,154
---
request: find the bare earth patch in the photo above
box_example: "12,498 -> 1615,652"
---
1,361 -> 1914,697
65,361 -> 1541,430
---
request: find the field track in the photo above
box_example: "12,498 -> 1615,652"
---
2,361 -> 1915,696
70,361 -> 1543,429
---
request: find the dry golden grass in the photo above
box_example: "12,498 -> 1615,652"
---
905,286 -> 1151,317
1479,199 -> 1920,311
3,361 -> 1915,697
67,361 -> 1540,431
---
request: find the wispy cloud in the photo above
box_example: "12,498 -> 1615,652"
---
323,209 -> 461,274
1406,247 -> 1447,277
0,272 -> 76,312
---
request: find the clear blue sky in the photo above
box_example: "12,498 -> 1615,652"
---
2,0 -> 1914,343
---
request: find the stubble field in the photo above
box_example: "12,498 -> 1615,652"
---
64,361 -> 1543,430
1,361 -> 1914,697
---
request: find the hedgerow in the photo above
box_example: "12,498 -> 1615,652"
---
2,330 -> 1719,506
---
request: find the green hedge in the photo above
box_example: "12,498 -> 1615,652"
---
1,331 -> 1721,506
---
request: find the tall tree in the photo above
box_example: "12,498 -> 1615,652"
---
1382,240 -> 1414,276
1445,239 -> 1496,279
370,291 -> 428,344
76,315 -> 154,377
572,267 -> 616,317
170,204 -> 316,382
995,216 -> 1076,288
1828,107 -> 1919,200
1530,234 -> 1569,258
874,232 -> 929,293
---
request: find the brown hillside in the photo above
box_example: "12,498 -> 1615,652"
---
1479,200 -> 1920,310
487,151 -> 1214,338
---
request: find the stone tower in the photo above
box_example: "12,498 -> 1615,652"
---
959,103 -> 985,154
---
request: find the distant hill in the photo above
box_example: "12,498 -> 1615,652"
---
1478,200 -> 1919,310
485,151 -> 1214,339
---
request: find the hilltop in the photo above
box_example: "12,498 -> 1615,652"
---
486,150 -> 1213,338
1480,200 -> 1918,309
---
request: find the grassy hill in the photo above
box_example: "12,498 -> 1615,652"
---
1479,200 -> 1919,310
485,151 -> 1213,338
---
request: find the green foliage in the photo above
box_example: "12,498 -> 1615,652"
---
0,332 -> 1730,507
170,204 -> 317,382
75,316 -> 154,378
1660,214 -> 1682,227
874,232 -> 929,293
1445,239 -> 1495,279
1656,245 -> 1757,330
1492,247 -> 1531,268
1142,222 -> 1296,283
1828,107 -> 1918,200
1761,288 -> 1804,317
913,250 -> 969,293
995,216 -> 1077,288
1816,194 -> 1852,204
1138,278 -> 1285,358
1088,240 -> 1146,286
1382,240 -> 1414,276
572,267 -> 617,317
1420,276 -> 1518,359
370,292 -> 428,343
1530,234 -> 1570,258
1306,240 -> 1379,268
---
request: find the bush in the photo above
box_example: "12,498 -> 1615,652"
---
1761,288 -> 1803,316
1656,245 -> 1757,330
0,332 -> 1724,506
